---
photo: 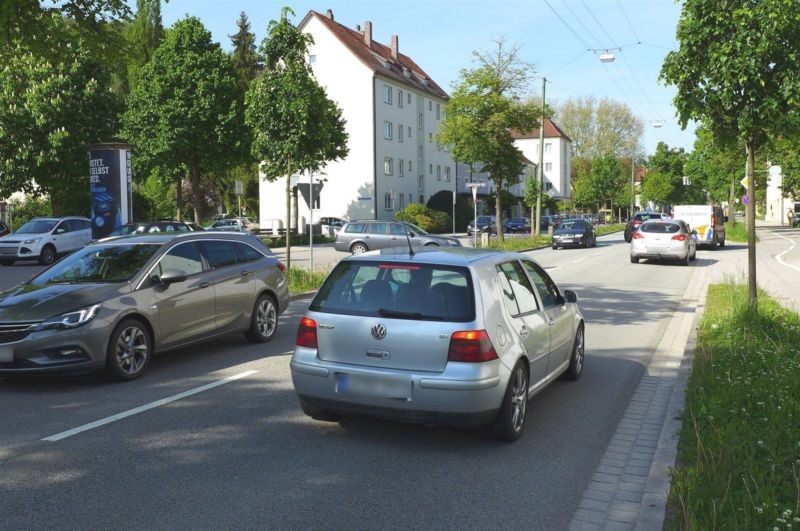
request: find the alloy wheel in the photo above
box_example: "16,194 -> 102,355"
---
510,366 -> 528,432
256,298 -> 277,338
574,327 -> 584,374
115,325 -> 149,375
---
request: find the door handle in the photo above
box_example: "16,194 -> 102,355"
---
199,282 -> 210,288
519,325 -> 528,337
547,317 -> 554,326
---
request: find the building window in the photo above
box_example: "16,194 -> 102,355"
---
384,121 -> 393,140
398,89 -> 404,108
436,139 -> 441,150
407,92 -> 411,104
418,144 -> 423,160
418,176 -> 424,191
384,157 -> 393,175
399,193 -> 405,210
544,182 -> 553,192
308,54 -> 317,64
429,163 -> 433,175
545,162 -> 552,172
408,160 -> 412,172
436,165 -> 441,181
385,192 -> 393,210
399,162 -> 404,177
545,142 -> 552,153
418,113 -> 423,128
429,132 -> 433,143
383,85 -> 392,104
445,166 -> 451,182
407,126 -> 411,138
436,103 -> 440,119
428,100 -> 432,111
398,124 -> 403,143
408,193 -> 412,204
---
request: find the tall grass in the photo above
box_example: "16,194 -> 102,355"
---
286,267 -> 328,294
667,281 -> 800,529
724,221 -> 753,243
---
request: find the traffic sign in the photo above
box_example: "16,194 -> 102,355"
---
769,165 -> 782,177
740,175 -> 749,190
742,195 -> 750,205
234,180 -> 243,195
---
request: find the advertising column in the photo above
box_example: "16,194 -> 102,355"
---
87,143 -> 132,239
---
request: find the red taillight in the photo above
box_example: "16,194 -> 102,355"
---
448,330 -> 498,363
632,232 -> 644,239
296,317 -> 318,348
671,234 -> 687,241
711,214 -> 717,227
277,261 -> 286,273
633,221 -> 641,227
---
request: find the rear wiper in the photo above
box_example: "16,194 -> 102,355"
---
378,308 -> 444,321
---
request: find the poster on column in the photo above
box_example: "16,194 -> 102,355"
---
88,144 -> 132,239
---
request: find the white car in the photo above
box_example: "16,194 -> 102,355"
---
0,217 -> 92,266
630,219 -> 697,266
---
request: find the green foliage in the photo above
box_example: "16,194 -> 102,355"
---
685,125 -> 745,204
591,156 -> 625,207
724,220 -> 751,243
285,266 -> 329,294
124,0 -> 164,92
8,196 -> 52,226
0,37 -> 120,215
121,16 -> 248,222
426,191 -> 472,232
395,203 -> 451,233
555,96 -> 643,159
480,234 -> 550,251
485,189 -> 520,216
135,172 -> 176,220
668,282 -> 800,529
439,38 -> 541,239
762,136 -> 800,199
639,171 -> 675,207
229,11 -> 261,92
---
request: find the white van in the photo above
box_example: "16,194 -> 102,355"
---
672,205 -> 727,248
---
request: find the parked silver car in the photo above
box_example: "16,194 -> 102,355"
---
0,232 -> 288,380
334,220 -> 461,255
630,219 -> 697,265
290,248 -> 585,441
0,216 -> 92,265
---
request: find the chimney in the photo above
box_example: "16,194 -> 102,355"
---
325,9 -> 334,20
390,35 -> 398,60
364,21 -> 372,47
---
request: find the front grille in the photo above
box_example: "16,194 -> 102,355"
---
0,247 -> 19,255
0,323 -> 38,344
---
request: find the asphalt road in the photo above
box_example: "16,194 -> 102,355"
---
0,231 -> 734,529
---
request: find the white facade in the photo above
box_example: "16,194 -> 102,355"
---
764,171 -> 795,225
512,120 -> 572,201
258,12 -> 456,229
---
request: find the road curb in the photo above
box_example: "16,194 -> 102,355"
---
289,291 -> 317,302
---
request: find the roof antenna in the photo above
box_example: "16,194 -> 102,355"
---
400,219 -> 415,256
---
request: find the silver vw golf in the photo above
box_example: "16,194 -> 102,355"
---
0,232 -> 288,380
290,248 -> 585,441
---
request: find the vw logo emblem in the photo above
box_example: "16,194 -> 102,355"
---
371,323 -> 387,340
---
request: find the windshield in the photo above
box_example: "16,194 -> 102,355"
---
15,219 -> 57,234
559,220 -> 586,231
477,216 -> 492,224
29,244 -> 161,285
109,224 -> 148,236
406,222 -> 428,235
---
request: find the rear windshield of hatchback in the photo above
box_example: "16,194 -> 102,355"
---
635,213 -> 659,222
641,222 -> 680,233
310,261 -> 475,322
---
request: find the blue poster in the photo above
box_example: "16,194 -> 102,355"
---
89,149 -> 123,239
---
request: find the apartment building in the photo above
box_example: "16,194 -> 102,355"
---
511,118 -> 573,201
258,10 -> 457,227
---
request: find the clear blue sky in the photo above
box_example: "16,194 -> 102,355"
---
156,0 -> 695,156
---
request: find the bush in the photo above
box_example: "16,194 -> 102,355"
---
426,190 -> 473,231
395,203 -> 451,233
8,196 -> 52,227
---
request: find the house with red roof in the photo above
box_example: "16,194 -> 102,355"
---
511,118 -> 573,201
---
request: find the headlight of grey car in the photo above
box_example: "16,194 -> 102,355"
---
37,304 -> 102,331
23,237 -> 41,245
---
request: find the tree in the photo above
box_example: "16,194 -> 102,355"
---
124,0 -> 164,91
684,125 -> 746,218
439,38 -> 540,241
122,16 -> 248,223
639,171 -> 675,209
661,0 -> 800,305
0,38 -> 120,214
230,12 -> 261,92
591,156 -> 626,215
245,7 -> 348,268
555,96 -> 644,160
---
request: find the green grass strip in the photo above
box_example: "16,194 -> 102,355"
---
286,267 -> 329,294
667,282 -> 800,529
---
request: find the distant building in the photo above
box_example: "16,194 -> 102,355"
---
258,9 -> 457,229
511,118 -> 573,201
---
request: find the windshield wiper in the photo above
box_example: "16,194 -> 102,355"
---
378,308 -> 444,320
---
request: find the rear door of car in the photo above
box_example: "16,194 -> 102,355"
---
365,222 -> 391,250
197,239 -> 255,331
50,220 -> 72,252
521,259 -> 573,372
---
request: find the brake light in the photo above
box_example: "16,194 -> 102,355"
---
448,330 -> 498,362
277,261 -> 286,273
711,214 -> 717,227
296,317 -> 318,348
672,234 -> 687,241
632,232 -> 644,239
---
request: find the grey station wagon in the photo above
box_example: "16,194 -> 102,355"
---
334,220 -> 461,255
0,232 -> 288,380
291,248 -> 585,441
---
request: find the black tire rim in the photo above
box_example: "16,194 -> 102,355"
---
115,325 -> 149,375
510,366 -> 527,432
256,298 -> 277,338
42,247 -> 55,264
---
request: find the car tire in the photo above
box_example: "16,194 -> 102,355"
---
719,236 -> 725,248
552,245 -> 558,250
488,361 -> 528,442
624,232 -> 632,243
681,252 -> 690,266
690,249 -> 697,261
584,236 -> 590,248
630,255 -> 639,264
106,318 -> 152,381
245,294 -> 278,343
38,244 -> 56,266
563,324 -> 585,381
300,399 -> 342,422
711,233 -> 718,249
350,242 -> 368,255
0,258 -> 14,266
424,242 -> 439,247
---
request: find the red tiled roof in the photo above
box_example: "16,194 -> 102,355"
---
511,118 -> 572,142
300,10 -> 449,100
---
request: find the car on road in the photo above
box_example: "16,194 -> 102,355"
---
0,216 -> 92,266
106,221 -> 193,237
630,218 -> 697,265
318,217 -> 347,232
0,231 -> 288,380
551,219 -> 597,249
502,217 -> 531,233
334,220 -> 461,255
0,220 -> 9,238
206,217 -> 258,233
185,222 -> 205,232
624,212 -> 667,242
467,215 -> 497,235
672,204 -> 726,248
290,247 -> 585,441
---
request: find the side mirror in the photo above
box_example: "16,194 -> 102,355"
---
564,289 -> 578,304
691,230 -> 698,236
723,216 -> 729,222
55,228 -> 65,234
154,269 -> 187,289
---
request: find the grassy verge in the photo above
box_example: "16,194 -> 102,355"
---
667,282 -> 800,529
478,223 -> 625,251
595,223 -> 626,236
262,234 -> 336,248
286,267 -> 328,294
724,221 -> 756,242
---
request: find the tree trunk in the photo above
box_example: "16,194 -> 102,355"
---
285,158 -> 292,269
176,176 -> 183,221
745,139 -> 757,307
189,151 -> 202,224
495,179 -> 504,243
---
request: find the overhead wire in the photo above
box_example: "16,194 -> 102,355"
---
615,0 -> 640,43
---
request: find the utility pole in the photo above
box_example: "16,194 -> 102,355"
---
453,159 -> 457,236
630,149 -> 635,216
534,77 -> 546,237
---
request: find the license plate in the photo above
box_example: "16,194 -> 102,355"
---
0,248 -> 17,255
336,373 -> 411,399
0,346 -> 13,363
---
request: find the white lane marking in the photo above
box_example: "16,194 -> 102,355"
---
42,370 -> 259,442
592,252 -> 603,256
773,230 -> 800,272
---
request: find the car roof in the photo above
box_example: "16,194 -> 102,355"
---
341,246 -> 527,267
93,231 -> 258,246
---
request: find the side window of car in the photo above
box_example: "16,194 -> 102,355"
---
79,219 -> 92,231
344,223 -> 365,234
199,240 -> 238,269
54,221 -> 69,234
496,261 -> 539,316
521,260 -> 560,308
176,224 -> 190,232
367,223 -> 388,234
158,242 -> 203,277
236,242 -> 263,262
390,223 -> 407,236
